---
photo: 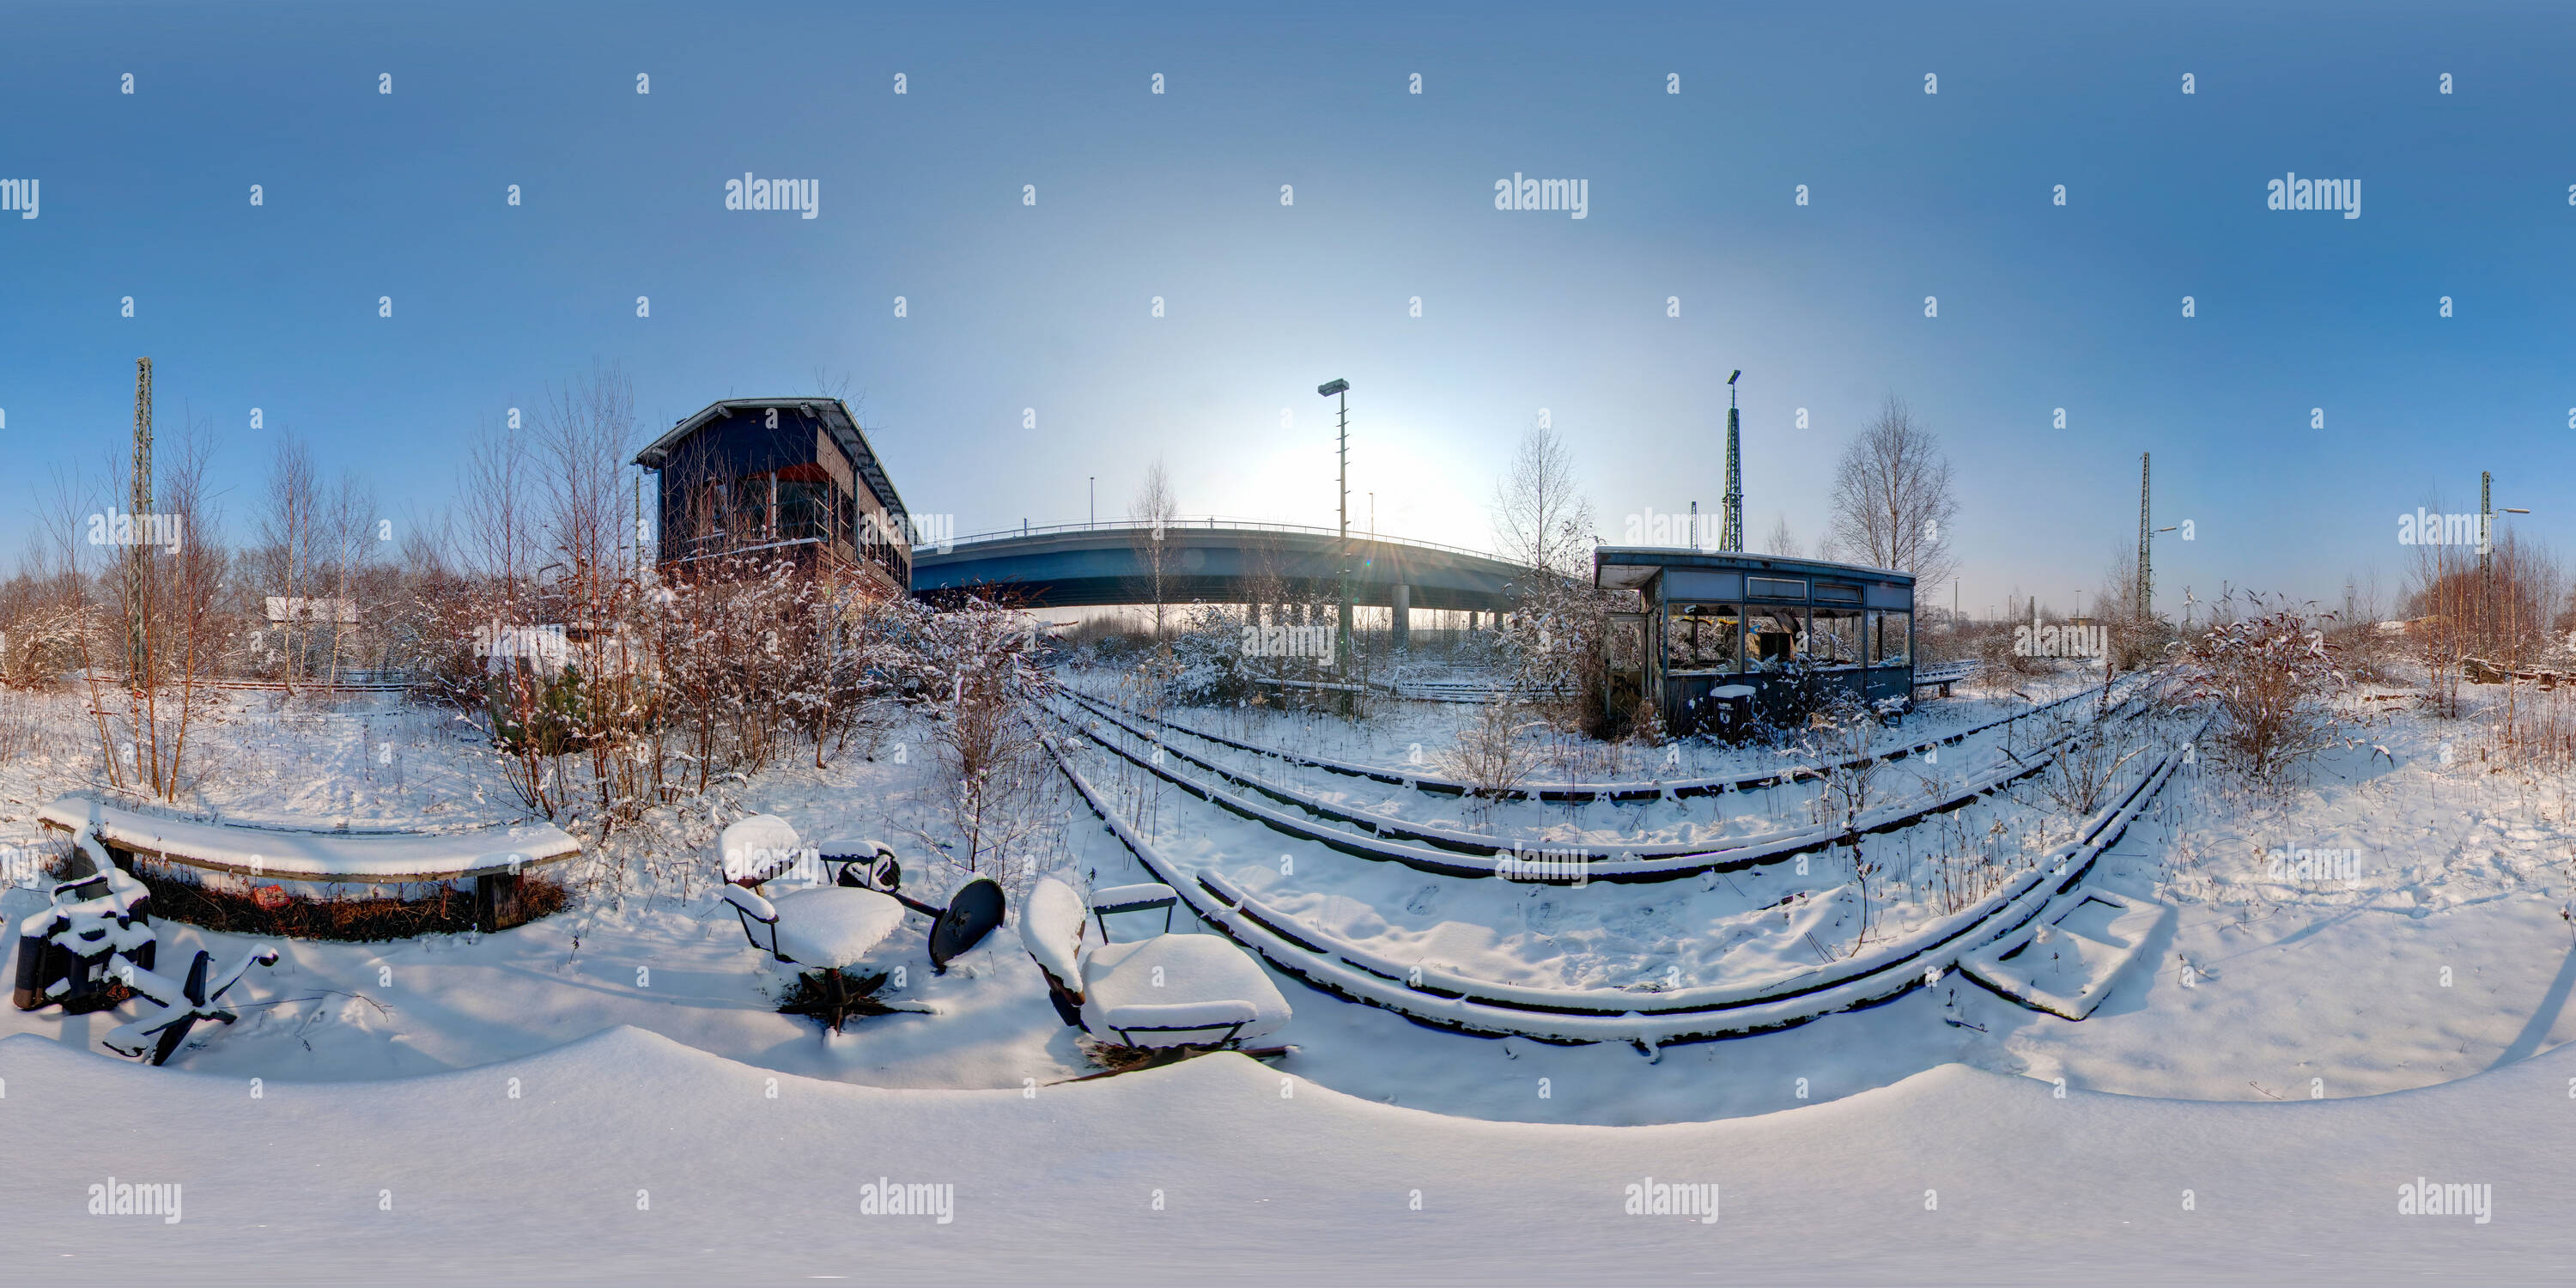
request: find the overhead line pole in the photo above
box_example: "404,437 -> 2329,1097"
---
2137,452 -> 2151,624
1319,379 -> 1353,677
1722,370 -> 1743,552
129,357 -> 154,690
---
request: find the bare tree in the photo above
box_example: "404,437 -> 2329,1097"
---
1826,397 -> 1959,589
1490,422 -> 1593,575
39,463 -> 123,784
257,434 -> 324,694
1762,515 -> 1803,558
459,419 -> 535,593
535,362 -> 636,613
151,424 -> 228,798
319,472 -> 375,684
897,594 -> 1055,883
1129,459 -> 1179,641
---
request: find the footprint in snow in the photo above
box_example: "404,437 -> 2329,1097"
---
1404,884 -> 1440,915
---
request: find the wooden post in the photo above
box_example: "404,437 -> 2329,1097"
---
475,872 -> 526,933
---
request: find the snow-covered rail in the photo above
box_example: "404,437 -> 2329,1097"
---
1061,673 -> 2140,803
1042,714 -> 2207,1046
1043,688 -> 2155,882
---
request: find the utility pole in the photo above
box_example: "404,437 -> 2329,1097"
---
2136,453 -> 2151,625
1722,370 -> 1744,552
2480,470 -> 2493,577
128,357 -> 154,690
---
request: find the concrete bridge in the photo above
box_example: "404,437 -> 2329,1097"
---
910,519 -> 1530,637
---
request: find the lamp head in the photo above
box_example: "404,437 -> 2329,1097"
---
1317,379 -> 1350,397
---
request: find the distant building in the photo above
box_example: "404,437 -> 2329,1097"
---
633,398 -> 913,595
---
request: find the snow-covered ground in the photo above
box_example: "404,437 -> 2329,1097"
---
3,676 -> 2574,1283
4,1023 -> 2569,1285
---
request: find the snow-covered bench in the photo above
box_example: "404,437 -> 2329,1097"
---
12,823 -> 279,1065
714,814 -> 1005,975
36,793 -> 581,933
716,815 -> 906,969
1021,876 -> 1291,1051
1912,659 -> 1976,698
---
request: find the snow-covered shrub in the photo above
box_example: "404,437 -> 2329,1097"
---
1158,605 -> 1255,707
1973,620 -> 2045,689
1498,538 -> 1637,738
2185,595 -> 2346,784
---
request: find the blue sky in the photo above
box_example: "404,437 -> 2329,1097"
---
4,0 -> 2573,618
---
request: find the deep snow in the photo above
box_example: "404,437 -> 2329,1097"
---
3,676 -> 2574,1284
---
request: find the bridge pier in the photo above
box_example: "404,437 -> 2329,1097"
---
1392,583 -> 1411,652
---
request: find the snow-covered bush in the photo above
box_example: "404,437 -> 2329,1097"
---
1498,535 -> 1636,738
1158,605 -> 1256,707
2185,595 -> 2346,784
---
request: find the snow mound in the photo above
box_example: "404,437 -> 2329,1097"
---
3,1024 -> 2573,1283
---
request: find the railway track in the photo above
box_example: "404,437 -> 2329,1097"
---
1060,671 -> 2145,803
1042,713 -> 2208,1047
1042,683 -> 2158,881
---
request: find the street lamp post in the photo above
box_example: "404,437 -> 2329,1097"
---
2478,469 -> 2531,657
1318,380 -> 1352,675
1090,477 -> 1095,530
2480,470 -> 2530,577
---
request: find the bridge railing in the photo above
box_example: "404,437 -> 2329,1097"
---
916,516 -> 1522,567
